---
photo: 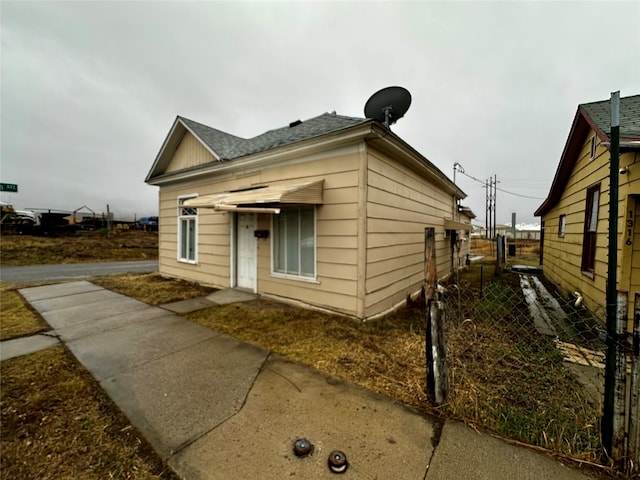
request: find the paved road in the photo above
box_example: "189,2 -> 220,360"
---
0,260 -> 158,284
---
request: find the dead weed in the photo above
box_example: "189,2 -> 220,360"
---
186,299 -> 430,409
91,273 -> 216,305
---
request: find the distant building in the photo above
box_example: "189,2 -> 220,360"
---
470,223 -> 541,240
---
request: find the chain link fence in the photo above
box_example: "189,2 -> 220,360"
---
438,261 -> 608,463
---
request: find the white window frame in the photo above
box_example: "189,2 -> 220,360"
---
590,135 -> 597,160
177,194 -> 198,264
270,205 -> 318,283
558,214 -> 566,238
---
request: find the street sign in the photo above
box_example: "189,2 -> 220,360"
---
0,183 -> 18,193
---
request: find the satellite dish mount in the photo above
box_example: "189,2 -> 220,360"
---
364,86 -> 412,129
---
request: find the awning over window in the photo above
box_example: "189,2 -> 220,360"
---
444,219 -> 472,231
182,180 -> 323,213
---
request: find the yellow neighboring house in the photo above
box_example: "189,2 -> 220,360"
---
146,112 -> 473,320
535,94 -> 640,329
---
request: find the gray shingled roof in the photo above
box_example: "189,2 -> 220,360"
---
580,94 -> 640,139
179,113 -> 370,161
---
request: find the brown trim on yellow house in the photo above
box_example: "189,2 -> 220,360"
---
535,109 -> 600,216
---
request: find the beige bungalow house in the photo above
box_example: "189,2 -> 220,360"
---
535,94 -> 640,329
145,112 -> 472,320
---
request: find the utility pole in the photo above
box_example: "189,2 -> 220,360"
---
483,175 -> 498,241
493,174 -> 497,241
453,163 -> 464,220
106,204 -> 111,238
484,180 -> 490,238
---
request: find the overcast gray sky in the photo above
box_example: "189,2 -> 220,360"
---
1,1 -> 638,225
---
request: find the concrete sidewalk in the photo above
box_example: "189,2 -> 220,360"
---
8,281 -> 596,480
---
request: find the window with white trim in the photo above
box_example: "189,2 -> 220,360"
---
558,214 -> 566,238
590,135 -> 597,159
178,197 -> 198,263
273,206 -> 315,278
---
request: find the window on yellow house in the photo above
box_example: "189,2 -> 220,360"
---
581,185 -> 599,275
558,214 -> 566,238
590,135 -> 597,159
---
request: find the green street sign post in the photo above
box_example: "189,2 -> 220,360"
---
0,183 -> 18,193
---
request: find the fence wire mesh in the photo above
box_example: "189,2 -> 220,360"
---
438,261 -> 607,462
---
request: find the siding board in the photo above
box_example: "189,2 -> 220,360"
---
166,132 -> 216,173
364,147 -> 455,315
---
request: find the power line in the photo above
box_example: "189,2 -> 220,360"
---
457,169 -> 485,185
495,186 -> 545,200
457,168 -> 544,200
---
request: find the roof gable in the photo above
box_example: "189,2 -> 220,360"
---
179,117 -> 244,160
165,131 -> 217,173
146,113 -> 369,182
535,94 -> 640,217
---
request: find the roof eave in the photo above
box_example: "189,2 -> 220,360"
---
146,122 -> 376,186
145,117 -> 223,183
534,108 -> 592,217
367,122 -> 467,199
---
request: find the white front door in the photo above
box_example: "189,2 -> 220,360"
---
236,213 -> 257,291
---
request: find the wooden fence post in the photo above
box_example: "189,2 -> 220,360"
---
425,227 -> 448,404
495,234 -> 506,270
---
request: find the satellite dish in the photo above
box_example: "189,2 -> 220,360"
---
364,86 -> 412,128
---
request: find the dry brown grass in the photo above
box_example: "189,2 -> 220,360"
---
91,272 -> 604,461
0,230 -> 158,266
0,346 -> 177,480
85,271 -> 430,408
0,284 -> 47,340
35,268 -> 606,472
471,238 -> 540,256
442,266 -> 602,463
187,299 -> 429,409
91,273 -> 216,305
0,267 -> 614,479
